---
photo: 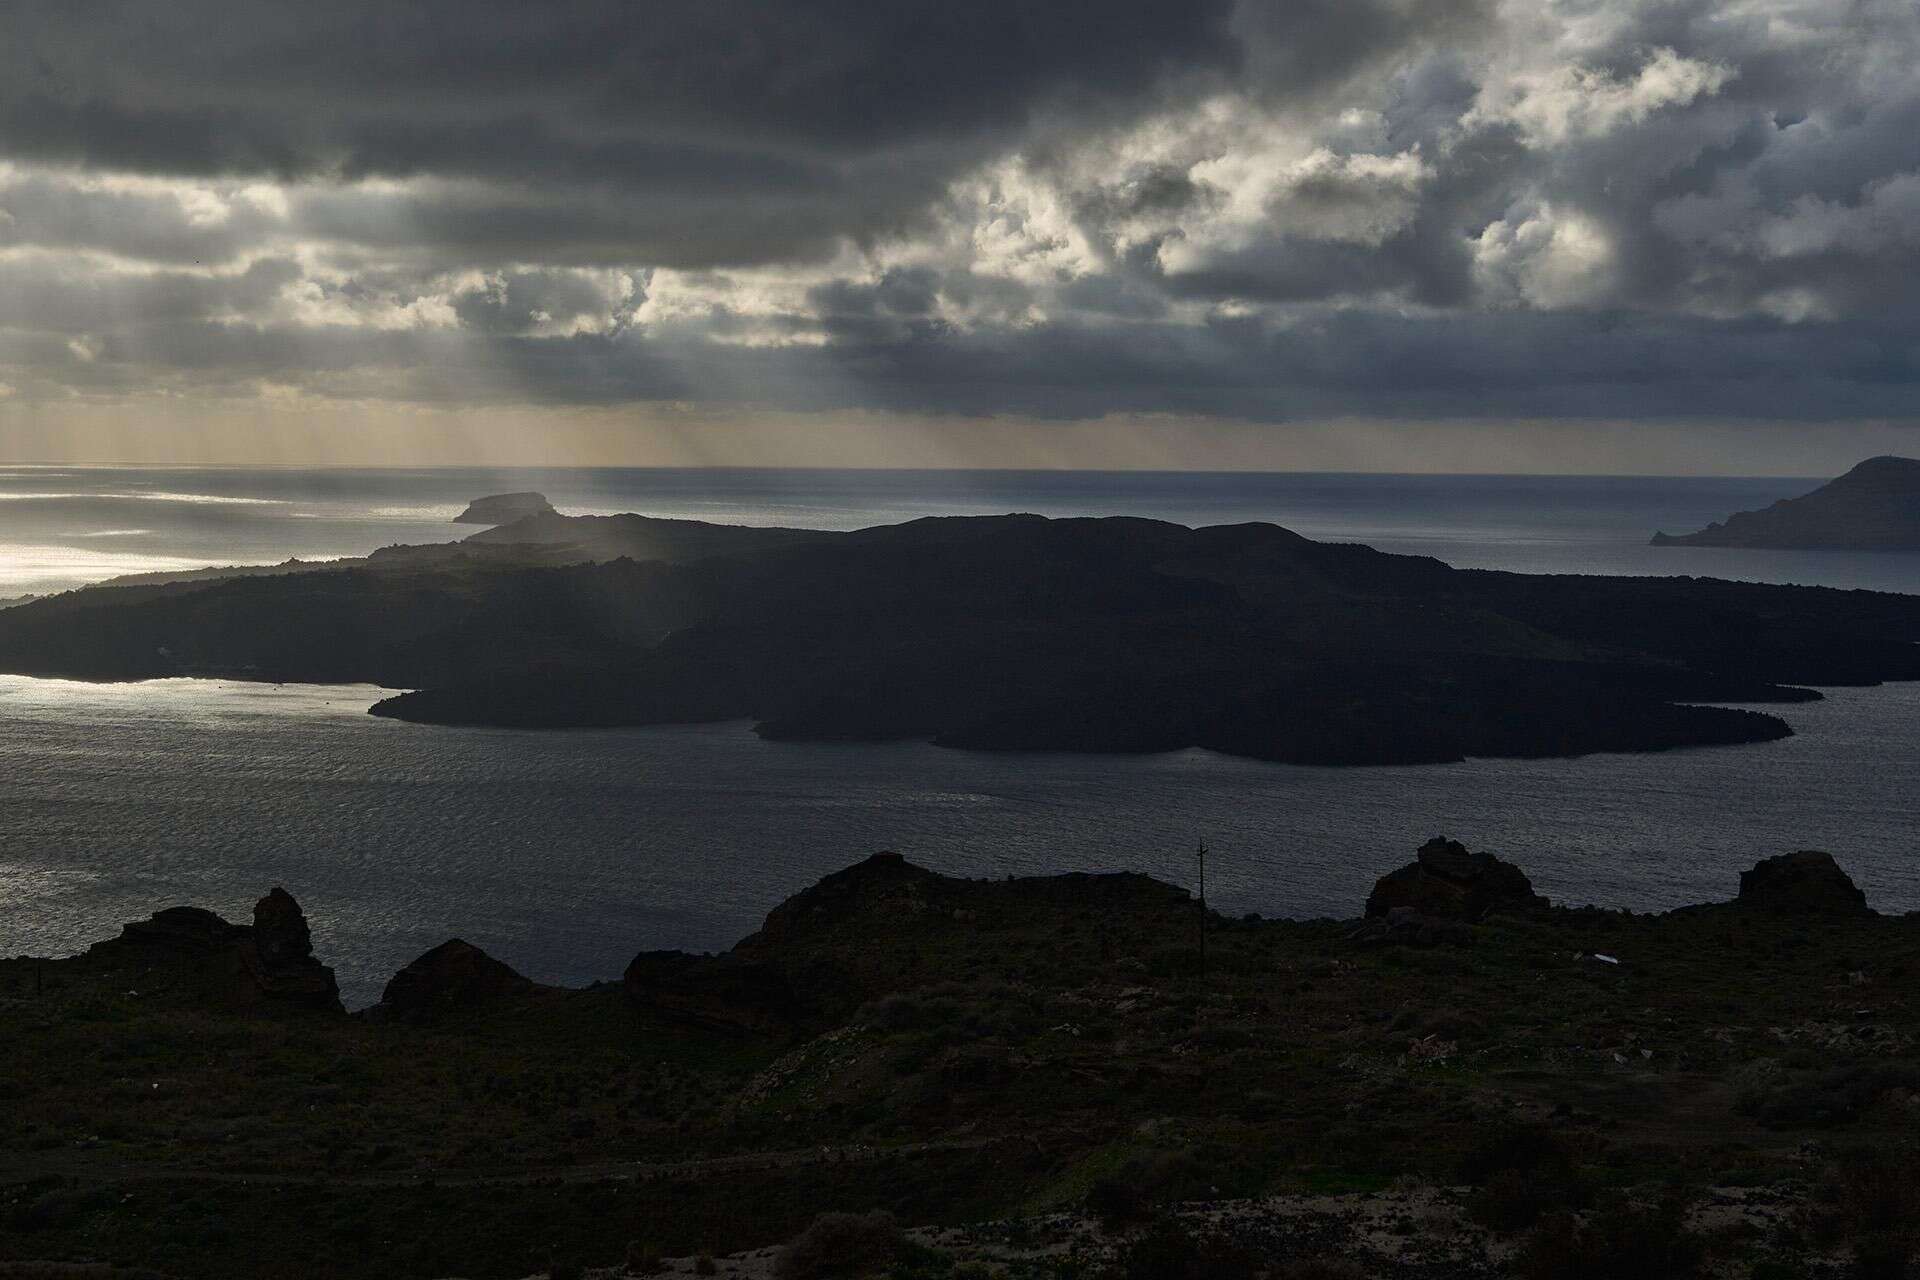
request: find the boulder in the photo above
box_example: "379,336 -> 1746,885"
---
377,939 -> 534,1018
453,492 -> 556,525
1736,851 -> 1871,916
1365,837 -> 1549,922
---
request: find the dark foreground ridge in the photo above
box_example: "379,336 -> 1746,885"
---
2,505 -> 1919,765
4,840 -> 1916,1279
1652,455 -> 1920,549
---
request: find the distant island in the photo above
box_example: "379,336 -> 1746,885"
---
1652,456 -> 1920,549
2,500 -> 1919,765
451,490 -> 556,524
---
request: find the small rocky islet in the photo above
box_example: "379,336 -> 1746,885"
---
5,838 -> 1914,1278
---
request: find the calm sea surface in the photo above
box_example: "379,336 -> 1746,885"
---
1,466 -> 1916,1006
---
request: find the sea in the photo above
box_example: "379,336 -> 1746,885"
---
2,465 -> 1917,1007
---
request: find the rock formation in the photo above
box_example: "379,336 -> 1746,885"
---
453,492 -> 556,525
623,950 -> 802,1038
252,887 -> 312,965
375,938 -> 536,1019
623,852 -> 1197,1036
1364,837 -> 1550,922
1346,906 -> 1476,948
1651,456 -> 1920,549
1736,850 -> 1872,915
748,851 -> 935,947
235,888 -> 343,1011
89,888 -> 342,1013
103,905 -> 246,953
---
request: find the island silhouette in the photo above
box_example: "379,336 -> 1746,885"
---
1653,456 -> 1920,549
1,496 -> 1917,765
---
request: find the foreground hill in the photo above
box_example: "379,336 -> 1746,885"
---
3,841 -> 1915,1278
1652,456 -> 1920,549
2,512 -> 1919,763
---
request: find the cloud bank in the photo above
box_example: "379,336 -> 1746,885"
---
2,0 -> 1918,447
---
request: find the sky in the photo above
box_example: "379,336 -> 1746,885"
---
1,0 -> 1918,471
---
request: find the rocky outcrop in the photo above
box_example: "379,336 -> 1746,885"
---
234,889 -> 343,1011
252,887 -> 312,965
453,492 -> 556,525
1365,837 -> 1550,922
88,889 -> 342,1013
748,851 -> 936,947
1652,456 -> 1920,549
622,852 -> 1197,1037
102,905 -> 246,954
623,950 -> 802,1038
1736,851 -> 1872,916
1347,906 -> 1476,948
375,939 -> 535,1019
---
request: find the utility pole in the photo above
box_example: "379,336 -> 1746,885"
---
1197,839 -> 1208,982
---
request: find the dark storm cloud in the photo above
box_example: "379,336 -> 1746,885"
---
73,302 -> 1915,426
0,0 -> 1238,256
4,1 -> 1234,159
0,0 -> 1485,265
2,0 -> 1919,428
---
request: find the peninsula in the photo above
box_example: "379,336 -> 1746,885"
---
1652,456 -> 1920,549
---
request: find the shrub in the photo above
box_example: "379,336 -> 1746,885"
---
1113,1217 -> 1259,1280
774,1210 -> 907,1280
1277,1262 -> 1369,1280
1458,1126 -> 1590,1230
7,1184 -> 112,1232
1456,1125 -> 1575,1185
1513,1195 -> 1702,1280
1086,1176 -> 1151,1232
1850,1234 -> 1914,1280
934,1045 -> 1015,1091
1804,1154 -> 1920,1279
1087,1151 -> 1216,1231
1469,1167 -> 1556,1232
1735,1063 -> 1920,1128
859,993 -> 960,1033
